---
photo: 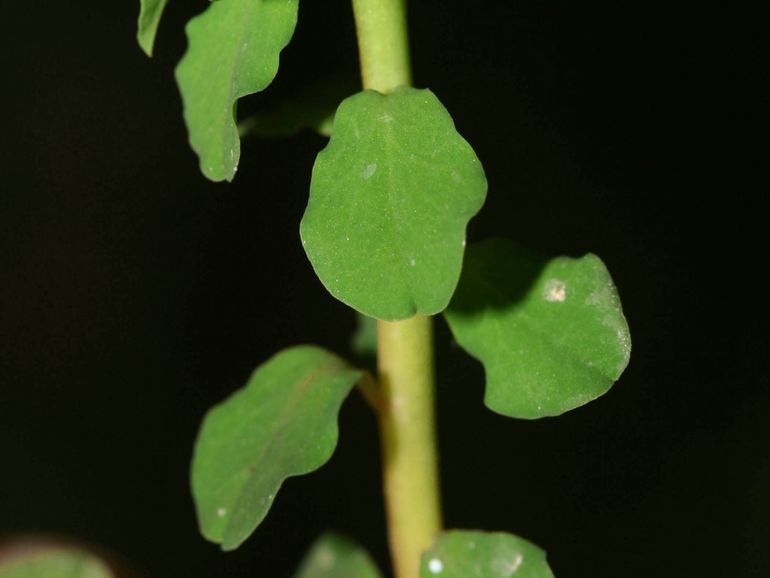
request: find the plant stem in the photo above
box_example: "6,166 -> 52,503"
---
376,316 -> 442,578
352,0 -> 412,93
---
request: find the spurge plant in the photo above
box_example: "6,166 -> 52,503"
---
136,1 -> 632,577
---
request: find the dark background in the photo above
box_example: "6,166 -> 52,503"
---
1,0 -> 766,576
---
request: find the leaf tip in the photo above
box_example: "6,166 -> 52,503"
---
219,539 -> 241,553
137,37 -> 154,58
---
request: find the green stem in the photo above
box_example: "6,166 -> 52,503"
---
352,0 -> 412,93
376,316 -> 442,578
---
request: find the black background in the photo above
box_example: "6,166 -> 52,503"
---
1,1 -> 767,576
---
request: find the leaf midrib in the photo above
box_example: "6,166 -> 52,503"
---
218,0 -> 254,172
379,97 -> 419,314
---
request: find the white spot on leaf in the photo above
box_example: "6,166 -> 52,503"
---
511,553 -> 524,573
544,279 -> 567,302
493,552 -> 523,576
216,507 -> 227,518
362,163 -> 377,180
428,558 -> 443,574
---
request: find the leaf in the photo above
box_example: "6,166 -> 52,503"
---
239,75 -> 358,139
191,345 -> 363,550
294,534 -> 383,578
300,87 -> 487,321
0,548 -> 113,578
444,238 -> 631,419
175,0 -> 299,182
350,312 -> 377,359
421,530 -> 555,578
136,0 -> 170,57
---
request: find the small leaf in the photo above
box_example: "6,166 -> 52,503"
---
444,238 -> 631,419
300,87 -> 487,320
191,346 -> 363,550
136,0 -> 170,57
0,548 -> 113,578
421,530 -> 555,578
239,75 -> 357,139
175,0 -> 299,181
351,312 -> 377,359
294,534 -> 383,578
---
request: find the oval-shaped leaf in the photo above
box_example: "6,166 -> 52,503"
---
421,530 -> 555,578
0,548 -> 113,578
444,238 -> 631,419
300,87 -> 487,321
175,0 -> 299,181
294,534 -> 383,578
191,346 -> 363,551
136,0 -> 170,57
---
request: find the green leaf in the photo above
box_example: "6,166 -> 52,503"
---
191,345 -> 363,550
350,312 -> 377,359
136,0 -> 170,57
175,0 -> 299,181
444,238 -> 631,419
294,534 -> 383,578
239,75 -> 357,139
421,530 -> 555,578
300,87 -> 487,320
0,548 -> 113,578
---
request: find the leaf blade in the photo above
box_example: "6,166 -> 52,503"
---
300,87 -> 487,320
421,530 -> 555,578
136,0 -> 170,57
175,0 -> 299,181
444,238 -> 631,419
191,345 -> 362,550
294,534 -> 383,578
0,548 -> 113,578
